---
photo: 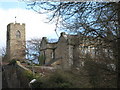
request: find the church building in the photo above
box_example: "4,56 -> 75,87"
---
5,23 -> 26,62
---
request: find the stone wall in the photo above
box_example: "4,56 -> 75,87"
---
6,23 -> 26,62
40,32 -> 82,70
2,61 -> 31,88
45,49 -> 54,64
40,37 -> 57,65
2,65 -> 21,88
55,35 -> 71,69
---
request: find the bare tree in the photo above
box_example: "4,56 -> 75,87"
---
24,1 -> 120,87
0,47 -> 6,57
26,38 -> 42,64
25,2 -> 120,57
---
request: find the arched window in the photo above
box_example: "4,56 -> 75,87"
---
16,30 -> 21,38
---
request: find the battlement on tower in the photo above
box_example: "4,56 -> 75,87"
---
7,23 -> 25,26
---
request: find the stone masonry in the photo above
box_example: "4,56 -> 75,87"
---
5,23 -> 26,62
40,32 -> 82,70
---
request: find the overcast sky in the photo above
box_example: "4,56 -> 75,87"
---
0,0 -> 61,49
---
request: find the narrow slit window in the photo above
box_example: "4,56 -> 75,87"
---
16,30 -> 21,38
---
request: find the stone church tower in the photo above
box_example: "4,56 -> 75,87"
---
6,23 -> 26,61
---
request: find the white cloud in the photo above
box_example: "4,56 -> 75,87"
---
0,8 -> 60,48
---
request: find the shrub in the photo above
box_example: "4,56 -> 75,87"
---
31,80 -> 43,88
8,59 -> 16,65
84,57 -> 117,88
23,71 -> 35,81
58,83 -> 72,88
21,60 -> 26,63
30,70 -> 92,88
27,63 -> 30,65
